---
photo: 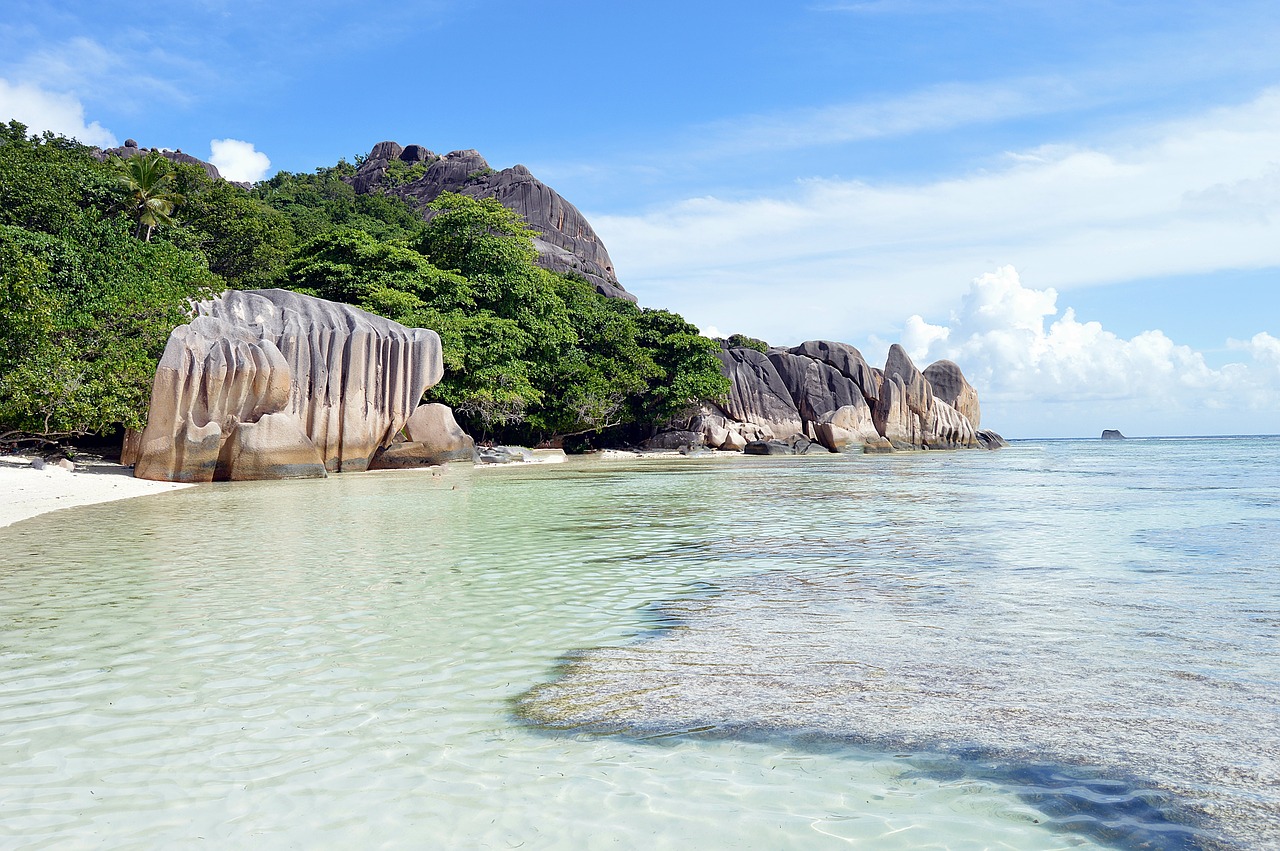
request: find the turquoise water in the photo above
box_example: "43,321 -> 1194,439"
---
1,440 -> 1276,849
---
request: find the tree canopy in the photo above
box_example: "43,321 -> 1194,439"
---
0,123 -> 728,451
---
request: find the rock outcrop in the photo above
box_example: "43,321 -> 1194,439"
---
349,142 -> 632,301
923,360 -> 981,429
369,403 -> 476,469
134,289 -> 443,482
1101,429 -> 1126,440
687,339 -> 985,454
712,347 -> 804,443
92,138 -> 228,182
977,429 -> 1010,449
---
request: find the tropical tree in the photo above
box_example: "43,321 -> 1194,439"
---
114,151 -> 182,241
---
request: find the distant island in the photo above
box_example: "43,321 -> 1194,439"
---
1101,429 -> 1127,440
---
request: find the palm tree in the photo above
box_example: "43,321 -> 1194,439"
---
114,152 -> 182,241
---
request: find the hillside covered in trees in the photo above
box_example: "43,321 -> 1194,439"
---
0,122 -> 729,451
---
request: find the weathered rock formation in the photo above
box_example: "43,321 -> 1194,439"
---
92,138 -> 230,182
134,289 -> 443,482
369,403 -> 476,469
977,430 -> 1010,449
689,340 -> 984,454
1101,429 -> 1126,440
923,360 -> 980,430
348,142 -> 633,301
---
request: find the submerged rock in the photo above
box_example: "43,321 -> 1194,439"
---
134,290 -> 443,482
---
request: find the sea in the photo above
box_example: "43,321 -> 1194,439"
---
0,438 -> 1277,850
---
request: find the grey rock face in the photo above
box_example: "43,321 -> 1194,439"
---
477,446 -> 534,464
767,350 -> 863,423
787,340 -> 880,405
1101,429 -> 1126,440
977,429 -> 1010,449
350,142 -> 633,302
923,359 -> 981,429
714,348 -> 804,442
708,339 -> 986,453
370,403 -> 476,469
641,430 -> 702,451
92,143 -> 224,180
134,290 -> 442,482
706,337 -> 983,450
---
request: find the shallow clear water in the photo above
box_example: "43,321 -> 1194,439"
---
1,440 -> 1276,849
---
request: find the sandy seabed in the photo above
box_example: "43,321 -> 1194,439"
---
0,456 -> 192,529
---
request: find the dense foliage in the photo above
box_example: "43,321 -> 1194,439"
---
0,122 -> 727,450
0,124 -> 218,445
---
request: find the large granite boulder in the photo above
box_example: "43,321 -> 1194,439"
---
883,344 -> 934,425
871,373 -> 923,450
714,348 -> 804,442
873,345 -> 979,450
814,402 -> 889,453
977,429 -> 1010,449
654,333 -> 996,455
349,143 -> 633,301
923,360 -> 981,429
766,350 -> 868,424
369,403 -> 475,469
708,340 -> 991,453
925,399 -> 978,449
134,290 -> 442,482
787,340 -> 880,405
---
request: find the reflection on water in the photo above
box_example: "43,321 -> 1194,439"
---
1,442 -> 1276,849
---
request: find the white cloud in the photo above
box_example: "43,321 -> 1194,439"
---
595,86 -> 1280,346
209,138 -> 271,183
12,36 -> 195,109
900,266 -> 1280,436
689,76 -> 1084,161
0,78 -> 116,147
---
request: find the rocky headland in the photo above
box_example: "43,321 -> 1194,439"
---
116,139 -> 1004,482
91,138 -> 247,186
662,341 -> 1004,456
348,141 -> 632,301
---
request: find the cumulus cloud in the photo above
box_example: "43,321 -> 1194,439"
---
896,266 -> 1280,436
0,78 -> 116,147
595,86 -> 1280,345
209,138 -> 271,182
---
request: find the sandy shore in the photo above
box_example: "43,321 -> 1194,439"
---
0,456 -> 192,529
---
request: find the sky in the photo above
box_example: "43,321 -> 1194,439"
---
3,1 -> 1280,438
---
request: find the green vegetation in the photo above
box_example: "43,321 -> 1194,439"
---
0,122 -> 728,451
726,333 -> 770,353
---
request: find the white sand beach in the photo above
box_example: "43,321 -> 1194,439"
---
0,456 -> 192,529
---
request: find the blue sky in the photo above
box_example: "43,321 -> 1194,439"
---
4,1 -> 1280,438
